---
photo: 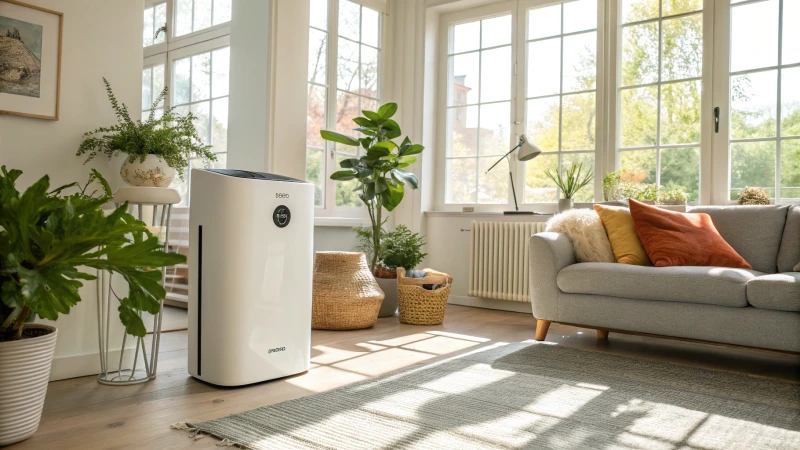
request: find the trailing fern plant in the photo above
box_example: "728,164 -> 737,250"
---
76,77 -> 216,179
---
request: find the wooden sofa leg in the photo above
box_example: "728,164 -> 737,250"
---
597,329 -> 609,340
535,320 -> 551,341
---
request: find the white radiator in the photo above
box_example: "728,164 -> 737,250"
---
468,221 -> 548,302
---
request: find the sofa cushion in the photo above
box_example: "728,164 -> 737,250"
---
746,273 -> 800,312
688,205 -> 789,273
557,263 -> 763,307
777,206 -> 800,273
593,204 -> 651,265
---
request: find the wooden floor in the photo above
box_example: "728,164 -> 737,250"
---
12,305 -> 800,449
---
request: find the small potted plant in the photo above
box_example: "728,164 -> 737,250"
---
0,166 -> 185,446
375,225 -> 427,317
77,78 -> 216,187
737,186 -> 771,205
545,162 -> 593,212
658,187 -> 689,205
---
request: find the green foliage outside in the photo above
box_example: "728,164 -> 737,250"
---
0,167 -> 185,341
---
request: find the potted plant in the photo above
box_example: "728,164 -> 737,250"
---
737,186 -> 771,205
0,166 -> 185,446
545,162 -> 593,212
658,186 -> 690,205
319,103 -> 424,306
76,78 -> 216,187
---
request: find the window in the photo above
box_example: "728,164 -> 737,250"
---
305,0 -> 385,215
143,3 -> 167,47
174,0 -> 232,37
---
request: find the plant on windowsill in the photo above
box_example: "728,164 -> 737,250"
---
0,166 -> 185,446
545,162 -> 594,212
76,77 -> 216,188
737,186 -> 771,205
602,170 -> 689,205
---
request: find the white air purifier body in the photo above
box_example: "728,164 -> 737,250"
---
188,169 -> 314,386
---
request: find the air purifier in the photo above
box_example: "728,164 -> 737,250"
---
188,169 -> 314,386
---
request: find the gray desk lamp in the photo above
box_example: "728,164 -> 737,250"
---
485,134 -> 542,214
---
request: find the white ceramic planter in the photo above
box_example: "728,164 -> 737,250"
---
375,277 -> 398,317
557,198 -> 574,213
120,154 -> 176,187
0,324 -> 57,446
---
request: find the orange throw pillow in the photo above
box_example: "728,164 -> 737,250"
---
628,199 -> 751,269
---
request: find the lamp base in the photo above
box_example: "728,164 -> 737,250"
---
503,210 -> 535,215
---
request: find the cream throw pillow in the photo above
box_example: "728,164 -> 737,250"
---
545,209 -> 615,263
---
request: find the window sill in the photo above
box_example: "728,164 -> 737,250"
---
314,216 -> 369,227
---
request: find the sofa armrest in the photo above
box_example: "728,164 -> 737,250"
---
529,232 -> 577,320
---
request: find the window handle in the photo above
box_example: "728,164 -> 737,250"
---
714,107 -> 720,133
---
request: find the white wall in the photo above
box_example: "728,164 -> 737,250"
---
0,0 -> 144,380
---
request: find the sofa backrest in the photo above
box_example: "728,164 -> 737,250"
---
777,205 -> 800,272
688,205 -> 789,273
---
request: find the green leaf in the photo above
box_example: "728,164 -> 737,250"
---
381,183 -> 405,211
331,170 -> 357,181
382,120 -> 402,140
371,141 -> 397,151
366,147 -> 391,159
320,131 -> 360,146
352,117 -> 376,128
118,301 -> 147,337
359,137 -> 373,150
378,103 -> 398,119
397,155 -> 418,168
362,111 -> 383,122
339,158 -> 361,169
354,127 -> 378,137
355,166 -> 373,178
400,144 -> 424,156
363,182 -> 376,201
391,169 -> 419,189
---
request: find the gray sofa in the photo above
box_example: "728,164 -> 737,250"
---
530,205 -> 800,353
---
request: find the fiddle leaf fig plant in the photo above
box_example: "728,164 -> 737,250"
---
0,166 -> 186,341
321,103 -> 424,273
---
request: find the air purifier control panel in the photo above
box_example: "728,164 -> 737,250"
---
273,205 -> 291,228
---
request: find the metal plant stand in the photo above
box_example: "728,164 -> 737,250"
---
97,187 -> 181,385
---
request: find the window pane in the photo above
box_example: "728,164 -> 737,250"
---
622,22 -> 658,86
449,52 -> 480,105
730,141 -> 776,200
142,68 -> 152,110
562,152 -> 594,202
562,31 -> 596,93
527,38 -> 561,98
661,14 -> 702,82
621,0 -> 659,24
660,147 -> 700,201
337,38 -> 359,92
213,0 -> 232,25
194,0 -> 212,32
730,0 -> 778,72
660,80 -> 701,145
781,67 -> 800,137
362,7 -> 380,48
361,45 -> 379,98
452,21 -> 480,54
783,0 -> 800,65
730,70 -> 777,139
528,5 -> 560,40
480,46 -> 511,103
446,158 -> 477,203
361,97 -> 377,113
525,153 -> 558,203
211,47 -> 230,98
143,7 -> 154,47
478,157 -> 508,204
310,0 -> 328,30
335,90 -> 359,138
481,15 -> 511,48
479,102 -> 511,156
306,148 -> 325,206
191,52 -> 211,102
563,0 -> 596,34
308,29 -> 328,84
211,97 -> 228,152
191,101 -> 211,145
173,57 -> 191,105
561,92 -> 596,150
153,64 -> 165,108
448,106 -> 479,157
620,149 -> 657,184
526,97 -> 560,152
781,140 -> 800,199
154,3 -> 167,44
620,86 -> 658,147
175,0 -> 193,37
339,0 -> 361,41
662,0 -> 701,17
307,84 -> 326,148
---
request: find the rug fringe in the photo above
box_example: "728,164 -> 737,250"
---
170,421 -> 207,440
217,438 -> 236,447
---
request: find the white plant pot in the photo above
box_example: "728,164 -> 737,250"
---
0,324 -> 57,446
120,154 -> 176,187
375,277 -> 398,317
558,198 -> 574,213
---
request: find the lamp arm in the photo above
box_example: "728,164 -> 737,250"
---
485,142 -> 522,173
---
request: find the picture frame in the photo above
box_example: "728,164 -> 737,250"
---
0,0 -> 62,120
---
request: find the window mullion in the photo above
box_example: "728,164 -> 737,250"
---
326,0 -> 341,212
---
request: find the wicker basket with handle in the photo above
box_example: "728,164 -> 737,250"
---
396,267 -> 452,325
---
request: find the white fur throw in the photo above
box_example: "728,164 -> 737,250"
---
545,209 -> 615,263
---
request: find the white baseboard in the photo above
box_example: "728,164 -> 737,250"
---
50,348 -> 135,381
448,295 -> 532,314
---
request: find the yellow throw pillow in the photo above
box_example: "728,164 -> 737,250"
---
593,204 -> 652,266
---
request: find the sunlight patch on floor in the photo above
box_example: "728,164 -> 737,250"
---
401,335 -> 481,355
525,384 -> 605,418
311,344 -> 386,365
332,347 -> 436,376
286,365 -> 368,392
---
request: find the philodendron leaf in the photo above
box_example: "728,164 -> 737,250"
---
118,301 -> 147,337
331,170 -> 357,181
320,130 -> 360,146
18,265 -> 83,321
378,103 -> 398,119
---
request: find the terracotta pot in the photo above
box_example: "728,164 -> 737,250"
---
0,324 -> 57,446
375,277 -> 398,317
120,154 -> 176,187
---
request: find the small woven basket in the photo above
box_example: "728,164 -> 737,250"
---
397,268 -> 452,325
312,252 -> 384,330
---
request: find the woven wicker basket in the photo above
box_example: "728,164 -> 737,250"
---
312,252 -> 384,330
397,268 -> 452,325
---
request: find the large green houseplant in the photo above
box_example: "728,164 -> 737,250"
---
76,78 -> 216,187
0,166 -> 185,445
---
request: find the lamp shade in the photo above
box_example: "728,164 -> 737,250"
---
516,134 -> 542,161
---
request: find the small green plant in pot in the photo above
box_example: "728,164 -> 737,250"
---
0,166 -> 185,446
545,162 -> 593,212
77,77 -> 216,188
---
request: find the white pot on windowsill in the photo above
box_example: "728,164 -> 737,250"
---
120,154 -> 176,188
557,198 -> 574,213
